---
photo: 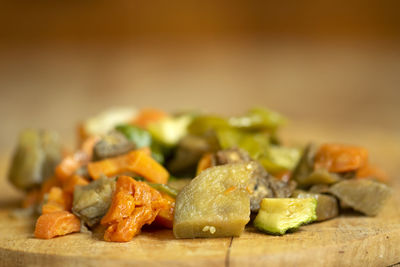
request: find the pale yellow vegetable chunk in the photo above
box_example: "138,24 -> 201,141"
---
173,163 -> 255,238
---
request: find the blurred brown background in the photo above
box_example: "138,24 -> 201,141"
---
0,0 -> 399,164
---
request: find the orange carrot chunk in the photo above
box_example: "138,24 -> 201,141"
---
55,136 -> 99,181
62,174 -> 89,194
133,108 -> 168,129
356,164 -> 389,183
88,150 -> 169,184
314,144 -> 368,173
42,187 -> 72,214
34,211 -> 81,239
101,176 -> 168,242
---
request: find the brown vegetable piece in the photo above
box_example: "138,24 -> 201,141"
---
210,148 -> 295,212
93,131 -> 136,161
292,190 -> 339,221
329,179 -> 391,216
8,129 -> 61,190
72,176 -> 116,226
168,134 -> 219,175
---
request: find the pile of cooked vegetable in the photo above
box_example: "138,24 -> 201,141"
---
8,107 -> 391,241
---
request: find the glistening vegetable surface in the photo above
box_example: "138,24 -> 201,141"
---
5,107 -> 393,245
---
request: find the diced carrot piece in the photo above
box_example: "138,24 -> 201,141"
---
133,108 -> 168,129
34,211 -> 81,239
62,174 -> 89,194
42,187 -> 72,214
101,191 -> 136,225
101,176 -> 169,242
196,153 -> 213,175
88,150 -> 169,184
128,150 -> 169,184
55,136 -> 100,181
154,193 -> 175,229
55,155 -> 81,181
136,146 -> 152,156
356,164 -> 389,183
314,144 -> 369,173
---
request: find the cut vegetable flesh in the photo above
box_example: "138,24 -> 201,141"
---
173,163 -> 255,238
254,198 -> 317,235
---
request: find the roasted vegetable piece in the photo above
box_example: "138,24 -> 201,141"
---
101,176 -> 168,242
42,187 -> 72,214
259,146 -> 301,175
188,115 -> 230,136
82,107 -> 137,138
88,150 -> 169,184
62,174 -> 89,194
55,136 -> 99,182
173,163 -> 255,238
216,128 -> 269,160
209,148 -> 295,212
147,115 -> 192,146
298,169 -> 343,187
356,164 -> 389,183
291,143 -> 317,185
253,198 -> 317,235
168,134 -> 219,175
8,129 -> 61,190
292,190 -> 339,221
314,144 -> 368,173
147,183 -> 178,198
329,179 -> 391,216
154,193 -> 175,228
132,108 -> 168,129
228,107 -> 286,132
34,211 -> 81,239
93,131 -> 135,160
72,177 -> 116,226
115,124 -> 152,148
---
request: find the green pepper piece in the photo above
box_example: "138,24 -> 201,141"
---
115,124 -> 152,148
216,128 -> 269,159
229,107 -> 286,132
188,115 -> 230,135
147,183 -> 178,198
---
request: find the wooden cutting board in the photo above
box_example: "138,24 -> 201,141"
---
1,126 -> 400,267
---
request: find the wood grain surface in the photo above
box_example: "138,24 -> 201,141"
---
0,125 -> 399,267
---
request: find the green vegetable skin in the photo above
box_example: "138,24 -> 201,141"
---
254,198 -> 317,235
115,124 -> 166,164
187,108 -> 298,175
291,190 -> 339,221
173,163 -> 256,238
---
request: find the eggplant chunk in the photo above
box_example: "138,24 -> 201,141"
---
292,190 -> 339,221
93,131 -> 135,161
173,163 -> 255,238
168,134 -> 219,175
72,177 -> 116,226
8,129 -> 61,190
209,148 -> 295,212
329,179 -> 391,216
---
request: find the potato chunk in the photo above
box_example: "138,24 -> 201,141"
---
173,163 -> 255,238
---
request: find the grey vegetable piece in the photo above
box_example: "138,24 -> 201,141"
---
72,176 -> 116,227
292,190 -> 339,221
8,129 -> 61,190
210,148 -> 295,212
329,179 -> 391,216
93,131 -> 135,161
